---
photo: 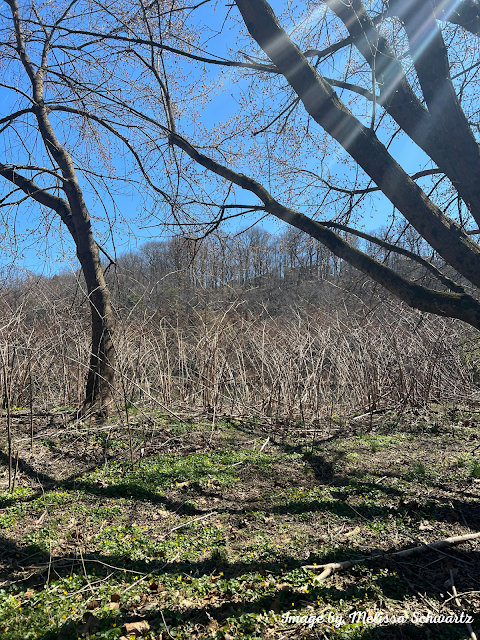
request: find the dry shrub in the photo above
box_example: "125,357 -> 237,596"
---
0,278 -> 476,419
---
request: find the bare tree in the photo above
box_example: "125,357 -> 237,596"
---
0,0 -> 116,414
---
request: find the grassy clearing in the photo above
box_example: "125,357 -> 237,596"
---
0,408 -> 479,639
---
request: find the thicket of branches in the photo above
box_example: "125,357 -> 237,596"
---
1,236 -> 478,419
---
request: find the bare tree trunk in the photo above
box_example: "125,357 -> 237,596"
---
0,166 -> 116,416
63,182 -> 116,416
78,246 -> 115,415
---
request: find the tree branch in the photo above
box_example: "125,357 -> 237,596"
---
47,104 -> 173,204
394,0 -> 480,219
296,168 -> 442,196
40,24 -> 280,73
170,131 -> 480,329
325,0 -> 480,221
433,0 -> 480,37
0,165 -> 77,239
4,0 -> 36,83
232,0 -> 480,289
319,221 -> 466,294
0,108 -> 35,134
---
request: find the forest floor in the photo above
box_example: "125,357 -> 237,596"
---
0,405 -> 479,639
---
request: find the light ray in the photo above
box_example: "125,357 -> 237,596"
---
395,0 -> 464,65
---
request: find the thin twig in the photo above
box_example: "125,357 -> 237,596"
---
450,569 -> 477,640
164,511 -> 217,537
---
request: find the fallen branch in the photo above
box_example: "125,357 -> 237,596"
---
259,436 -> 270,453
303,532 -> 480,581
164,511 -> 217,537
351,407 -> 394,421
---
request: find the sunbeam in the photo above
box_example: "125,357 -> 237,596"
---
395,0 -> 464,64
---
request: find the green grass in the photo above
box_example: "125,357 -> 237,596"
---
469,457 -> 480,478
80,448 -> 284,500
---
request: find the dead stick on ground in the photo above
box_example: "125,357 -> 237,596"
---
444,590 -> 480,604
302,532 -> 480,581
164,511 -> 217,537
259,436 -> 270,453
78,544 -> 94,595
450,569 -> 477,640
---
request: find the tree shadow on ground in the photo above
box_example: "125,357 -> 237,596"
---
1,453 -> 479,638
2,449 -> 480,537
0,451 -> 204,515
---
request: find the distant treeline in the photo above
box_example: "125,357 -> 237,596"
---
118,227 -> 345,288
104,225 -> 455,317
0,224 -> 457,321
